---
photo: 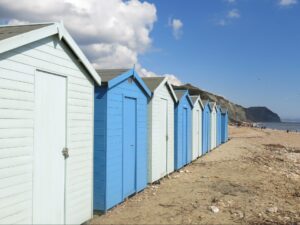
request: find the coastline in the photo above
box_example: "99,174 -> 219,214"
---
254,122 -> 300,132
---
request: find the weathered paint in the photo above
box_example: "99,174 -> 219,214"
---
0,34 -> 96,224
94,70 -> 150,212
202,102 -> 211,155
145,80 -> 176,183
174,90 -> 193,170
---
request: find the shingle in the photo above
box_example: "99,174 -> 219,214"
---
0,24 -> 52,41
142,77 -> 165,93
96,69 -> 131,84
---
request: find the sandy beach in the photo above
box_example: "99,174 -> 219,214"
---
90,126 -> 300,225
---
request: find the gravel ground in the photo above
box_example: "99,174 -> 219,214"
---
90,126 -> 300,225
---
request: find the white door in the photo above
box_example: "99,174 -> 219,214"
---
33,71 -> 66,224
196,109 -> 200,157
160,98 -> 168,177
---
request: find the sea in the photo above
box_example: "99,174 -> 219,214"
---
256,122 -> 300,132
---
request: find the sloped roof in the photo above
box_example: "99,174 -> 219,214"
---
0,22 -> 101,85
221,108 -> 228,114
190,96 -> 199,105
96,69 -> 130,84
190,95 -> 204,109
174,89 -> 193,107
142,77 -> 165,92
0,24 -> 51,41
174,90 -> 186,101
202,100 -> 209,106
209,102 -> 217,109
96,68 -> 151,97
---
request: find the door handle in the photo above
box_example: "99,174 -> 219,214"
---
62,147 -> 69,159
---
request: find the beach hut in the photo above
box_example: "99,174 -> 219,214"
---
210,102 -> 217,150
216,105 -> 222,146
202,100 -> 212,155
142,77 -> 177,183
173,89 -> 193,170
94,69 -> 151,212
190,95 -> 204,160
0,22 -> 101,224
221,108 -> 229,143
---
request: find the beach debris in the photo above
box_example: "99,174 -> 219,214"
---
210,206 -> 220,213
267,206 -> 278,214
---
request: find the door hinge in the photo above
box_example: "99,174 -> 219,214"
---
166,135 -> 169,141
62,147 -> 69,159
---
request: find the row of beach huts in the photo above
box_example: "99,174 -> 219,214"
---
0,22 -> 228,224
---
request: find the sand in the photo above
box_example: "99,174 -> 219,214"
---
90,126 -> 300,225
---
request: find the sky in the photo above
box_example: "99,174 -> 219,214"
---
0,0 -> 299,119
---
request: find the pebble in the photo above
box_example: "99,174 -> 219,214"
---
267,207 -> 278,214
236,211 -> 244,219
210,206 -> 220,213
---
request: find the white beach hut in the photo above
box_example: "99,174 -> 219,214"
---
210,102 -> 217,150
0,22 -> 101,224
142,77 -> 178,183
190,95 -> 204,160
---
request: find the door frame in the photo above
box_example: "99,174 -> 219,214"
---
33,69 -> 68,224
182,106 -> 188,165
122,95 -> 138,199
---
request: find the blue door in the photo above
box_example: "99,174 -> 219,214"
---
123,97 -> 136,197
182,108 -> 188,165
202,113 -> 207,155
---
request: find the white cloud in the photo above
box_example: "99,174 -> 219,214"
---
0,0 -> 184,86
137,65 -> 182,86
278,0 -> 298,6
169,18 -> 183,40
0,0 -> 156,69
217,9 -> 240,26
228,9 -> 240,18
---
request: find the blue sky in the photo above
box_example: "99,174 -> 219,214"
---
139,0 -> 300,119
0,0 -> 299,119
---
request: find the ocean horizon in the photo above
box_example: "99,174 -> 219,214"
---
257,122 -> 300,132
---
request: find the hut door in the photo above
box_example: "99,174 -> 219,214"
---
160,98 -> 168,176
123,97 -> 137,197
196,109 -> 200,156
182,108 -> 188,165
33,71 -> 66,224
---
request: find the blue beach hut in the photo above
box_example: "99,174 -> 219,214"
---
216,105 -> 222,146
202,100 -> 212,155
173,89 -> 193,170
94,69 -> 151,212
221,108 -> 229,143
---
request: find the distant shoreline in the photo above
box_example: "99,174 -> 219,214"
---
254,122 -> 300,132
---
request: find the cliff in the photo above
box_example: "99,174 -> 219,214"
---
175,83 -> 281,123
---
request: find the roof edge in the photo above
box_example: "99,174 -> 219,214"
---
108,69 -> 152,97
153,77 -> 178,103
0,22 -> 101,85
